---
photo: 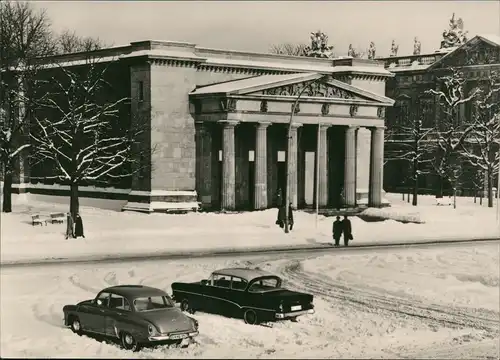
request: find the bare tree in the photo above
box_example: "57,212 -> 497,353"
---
386,97 -> 435,206
30,58 -> 149,218
425,68 -> 480,208
460,72 -> 500,207
269,43 -> 308,56
56,29 -> 106,54
0,0 -> 56,212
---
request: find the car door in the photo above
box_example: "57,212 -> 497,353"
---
104,293 -> 131,338
209,274 -> 233,315
79,291 -> 110,333
228,276 -> 248,315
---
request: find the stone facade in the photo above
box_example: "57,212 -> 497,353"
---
12,40 -> 395,212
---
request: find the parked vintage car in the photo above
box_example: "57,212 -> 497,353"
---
171,267 -> 315,325
62,285 -> 199,351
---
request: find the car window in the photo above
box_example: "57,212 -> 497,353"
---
212,274 -> 231,288
133,296 -> 174,312
96,292 -> 111,307
231,276 -> 248,291
109,293 -> 131,311
248,278 -> 280,293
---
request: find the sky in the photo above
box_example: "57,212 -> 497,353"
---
33,1 -> 500,57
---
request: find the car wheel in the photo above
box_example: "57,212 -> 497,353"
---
70,317 -> 82,335
180,299 -> 195,314
243,309 -> 258,325
121,332 -> 141,352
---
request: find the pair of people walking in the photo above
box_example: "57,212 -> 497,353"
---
66,212 -> 85,239
332,215 -> 353,247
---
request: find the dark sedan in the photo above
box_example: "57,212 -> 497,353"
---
63,285 -> 199,351
171,267 -> 315,325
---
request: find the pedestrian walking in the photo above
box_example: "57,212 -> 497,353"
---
332,216 -> 343,247
342,215 -> 353,246
74,213 -> 85,238
65,212 -> 75,239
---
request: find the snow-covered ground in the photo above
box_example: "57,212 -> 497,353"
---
1,244 -> 498,358
1,193 -> 499,264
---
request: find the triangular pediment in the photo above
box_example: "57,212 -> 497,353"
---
429,35 -> 500,70
190,73 -> 393,105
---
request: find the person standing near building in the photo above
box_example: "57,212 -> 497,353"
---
74,213 -> 85,238
332,216 -> 343,247
342,215 -> 353,246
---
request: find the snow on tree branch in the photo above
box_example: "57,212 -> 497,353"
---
30,56 -> 149,185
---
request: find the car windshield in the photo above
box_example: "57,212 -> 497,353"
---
133,296 -> 174,312
248,277 -> 281,293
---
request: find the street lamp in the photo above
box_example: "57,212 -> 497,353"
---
284,75 -> 326,233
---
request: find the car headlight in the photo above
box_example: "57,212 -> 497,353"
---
148,324 -> 158,336
193,318 -> 199,330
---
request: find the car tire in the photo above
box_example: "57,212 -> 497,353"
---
243,309 -> 258,325
70,317 -> 82,336
121,332 -> 141,352
180,299 -> 195,314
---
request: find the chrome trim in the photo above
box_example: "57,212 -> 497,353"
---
275,309 -> 315,319
173,289 -> 276,313
148,331 -> 199,342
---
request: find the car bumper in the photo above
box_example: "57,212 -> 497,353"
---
148,331 -> 199,342
275,309 -> 315,319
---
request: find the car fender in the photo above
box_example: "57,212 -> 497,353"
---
114,317 -> 150,342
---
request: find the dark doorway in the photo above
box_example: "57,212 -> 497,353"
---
276,163 -> 286,204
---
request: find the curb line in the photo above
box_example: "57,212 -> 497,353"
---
2,237 -> 499,268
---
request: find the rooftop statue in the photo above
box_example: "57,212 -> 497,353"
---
440,13 -> 468,49
367,41 -> 376,59
413,37 -> 421,55
304,30 -> 334,58
390,40 -> 399,57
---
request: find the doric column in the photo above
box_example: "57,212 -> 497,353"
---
369,126 -> 385,207
221,121 -> 238,211
254,122 -> 271,210
288,123 -> 302,209
344,126 -> 357,207
318,124 -> 330,207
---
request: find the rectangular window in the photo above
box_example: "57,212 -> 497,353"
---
212,274 -> 231,288
218,150 -> 222,162
277,151 -> 286,162
248,150 -> 255,162
230,276 -> 248,291
138,81 -> 144,102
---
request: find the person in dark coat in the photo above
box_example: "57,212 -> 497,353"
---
276,203 -> 294,230
342,215 -> 353,246
65,212 -> 75,239
74,213 -> 85,238
332,216 -> 343,247
276,188 -> 283,208
287,203 -> 294,231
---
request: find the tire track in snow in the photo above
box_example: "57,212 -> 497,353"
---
275,259 -> 500,335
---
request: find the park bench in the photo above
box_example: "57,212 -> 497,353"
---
31,214 -> 47,226
49,212 -> 66,224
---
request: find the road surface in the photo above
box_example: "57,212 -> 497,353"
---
1,241 -> 498,358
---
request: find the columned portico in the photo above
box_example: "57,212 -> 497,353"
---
221,120 -> 238,211
369,126 -> 385,207
254,122 -> 271,209
289,123 -> 302,209
344,126 -> 358,207
318,124 -> 330,207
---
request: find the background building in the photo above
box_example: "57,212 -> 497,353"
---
379,33 -> 500,197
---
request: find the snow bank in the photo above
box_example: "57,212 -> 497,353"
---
1,193 -> 499,264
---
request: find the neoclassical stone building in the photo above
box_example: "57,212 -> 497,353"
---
378,34 -> 500,194
11,40 -> 395,212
